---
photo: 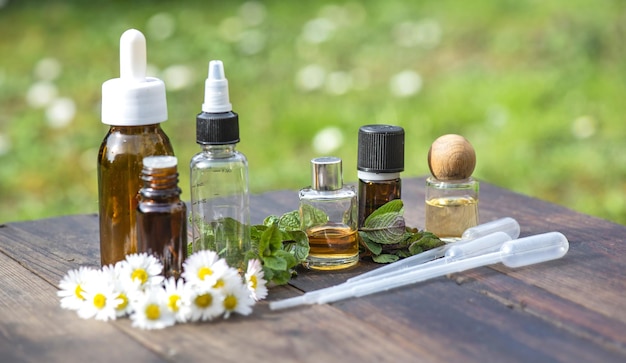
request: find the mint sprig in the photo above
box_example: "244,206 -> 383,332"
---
190,200 -> 444,285
246,213 -> 310,285
359,200 -> 445,263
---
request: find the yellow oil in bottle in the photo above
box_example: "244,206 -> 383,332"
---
306,224 -> 359,270
425,196 -> 478,241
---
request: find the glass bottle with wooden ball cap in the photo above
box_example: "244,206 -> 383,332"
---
425,134 -> 479,242
299,157 -> 359,270
98,29 -> 174,266
357,124 -> 405,227
136,156 -> 187,279
190,60 -> 250,271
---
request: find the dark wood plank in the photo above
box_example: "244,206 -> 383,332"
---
108,292 -> 433,362
0,248 -> 166,362
282,178 -> 626,361
0,218 -> 433,362
1,178 -> 625,362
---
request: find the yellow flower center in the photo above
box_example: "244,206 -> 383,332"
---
250,275 -> 258,290
213,278 -> 225,289
168,295 -> 180,312
93,293 -> 106,309
195,293 -> 213,308
224,294 -> 237,311
131,268 -> 149,285
145,304 -> 160,320
198,266 -> 213,281
75,285 -> 85,300
116,293 -> 129,311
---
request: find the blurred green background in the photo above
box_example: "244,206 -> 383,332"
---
0,0 -> 624,225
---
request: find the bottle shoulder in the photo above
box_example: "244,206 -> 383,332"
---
299,187 -> 357,201
190,148 -> 248,164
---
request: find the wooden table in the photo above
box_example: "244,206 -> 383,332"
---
1,177 -> 625,362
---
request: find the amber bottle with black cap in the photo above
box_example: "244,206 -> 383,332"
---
357,124 -> 405,227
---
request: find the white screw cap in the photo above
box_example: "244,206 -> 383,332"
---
101,29 -> 168,126
202,60 -> 232,113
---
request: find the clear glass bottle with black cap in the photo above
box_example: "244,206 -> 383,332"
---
299,157 -> 358,270
137,156 -> 187,279
190,60 -> 250,270
357,124 -> 405,227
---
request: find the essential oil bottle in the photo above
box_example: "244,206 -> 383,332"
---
357,124 -> 405,227
136,156 -> 187,279
98,29 -> 174,266
190,60 -> 250,271
425,134 -> 479,241
299,157 -> 359,270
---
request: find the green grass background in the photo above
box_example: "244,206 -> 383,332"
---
0,0 -> 624,225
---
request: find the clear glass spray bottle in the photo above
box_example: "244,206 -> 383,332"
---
190,60 -> 250,270
299,157 -> 359,270
98,29 -> 174,266
357,124 -> 405,227
137,156 -> 187,279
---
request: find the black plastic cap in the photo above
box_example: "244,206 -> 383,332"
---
357,124 -> 405,172
196,111 -> 240,145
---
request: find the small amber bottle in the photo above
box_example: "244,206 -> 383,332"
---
425,134 -> 479,241
137,156 -> 187,279
357,125 -> 405,227
299,157 -> 359,270
98,29 -> 174,266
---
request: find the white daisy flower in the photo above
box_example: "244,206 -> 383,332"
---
58,266 -> 96,311
245,259 -> 268,301
163,277 -> 190,323
102,263 -> 134,317
211,264 -> 243,291
77,269 -> 121,322
185,284 -> 224,322
222,283 -> 254,319
119,253 -> 164,292
129,286 -> 176,330
182,250 -> 229,288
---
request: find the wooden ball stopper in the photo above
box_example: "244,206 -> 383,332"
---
428,134 -> 476,180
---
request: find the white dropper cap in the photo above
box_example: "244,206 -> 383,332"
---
101,29 -> 168,126
202,60 -> 232,113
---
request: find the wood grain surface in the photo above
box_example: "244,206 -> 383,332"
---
0,177 -> 624,362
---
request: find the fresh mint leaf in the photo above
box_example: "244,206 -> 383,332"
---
363,199 -> 403,225
300,204 -> 328,230
359,232 -> 382,255
372,254 -> 400,263
274,249 -> 297,269
360,213 -> 407,244
263,255 -> 287,271
360,200 -> 407,244
282,230 -> 310,263
278,210 -> 301,231
263,215 -> 280,227
270,270 -> 293,285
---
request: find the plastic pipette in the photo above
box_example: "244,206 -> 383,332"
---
347,217 -> 520,283
316,232 -> 568,305
462,217 -> 520,241
269,231 -> 513,310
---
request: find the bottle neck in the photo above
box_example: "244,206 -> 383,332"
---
201,143 -> 237,156
110,123 -> 162,134
139,165 -> 181,201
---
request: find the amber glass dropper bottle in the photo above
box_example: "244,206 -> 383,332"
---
98,29 -> 174,266
137,156 -> 187,279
